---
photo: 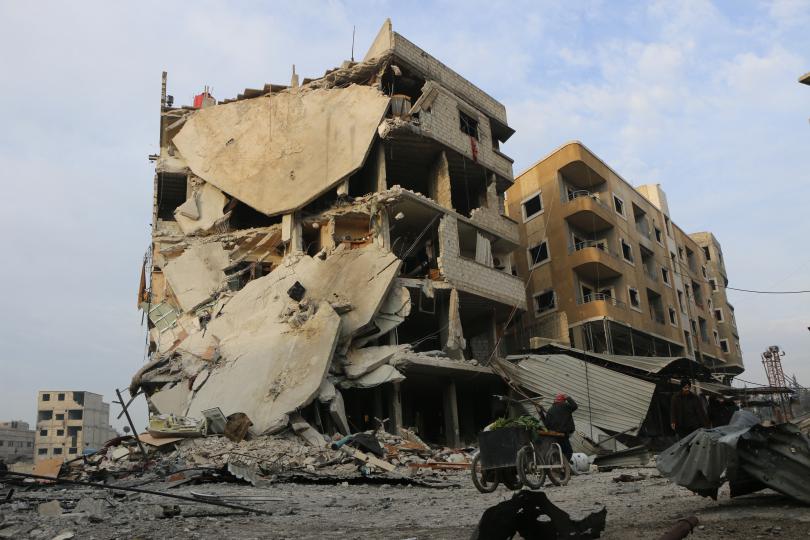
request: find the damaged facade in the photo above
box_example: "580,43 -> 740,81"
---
135,20 -> 524,447
505,142 -> 743,378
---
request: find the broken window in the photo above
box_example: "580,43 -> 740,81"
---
68,410 -> 83,421
534,290 -> 556,314
703,246 -> 711,260
628,287 -> 640,309
73,392 -> 84,405
156,173 -> 187,221
612,194 -> 625,217
709,278 -> 718,292
668,307 -> 677,325
698,317 -> 709,343
459,110 -> 479,140
714,308 -> 724,322
692,281 -> 703,305
527,241 -> 549,267
620,239 -> 634,263
720,339 -> 730,353
654,227 -> 663,243
38,411 -> 52,421
39,429 -> 47,436
661,267 -> 670,285
521,192 -> 543,222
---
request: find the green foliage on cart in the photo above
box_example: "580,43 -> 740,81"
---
490,415 -> 542,431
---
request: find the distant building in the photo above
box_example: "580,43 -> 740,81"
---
0,421 -> 35,463
34,391 -> 118,461
506,142 -> 743,378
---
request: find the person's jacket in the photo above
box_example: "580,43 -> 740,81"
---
545,396 -> 578,434
670,391 -> 709,431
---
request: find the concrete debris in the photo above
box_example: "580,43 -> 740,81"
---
163,242 -> 230,312
339,364 -> 405,389
343,345 -> 409,379
37,500 -> 62,516
174,182 -> 229,235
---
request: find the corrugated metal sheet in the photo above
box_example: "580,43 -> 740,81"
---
535,344 -> 694,375
498,354 -> 656,435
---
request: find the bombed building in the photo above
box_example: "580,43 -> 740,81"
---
134,20 -> 524,447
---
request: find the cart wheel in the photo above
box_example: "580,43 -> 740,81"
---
471,453 -> 499,493
500,468 -> 523,491
517,445 -> 545,489
545,443 -> 572,486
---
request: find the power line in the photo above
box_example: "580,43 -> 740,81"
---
723,286 -> 810,295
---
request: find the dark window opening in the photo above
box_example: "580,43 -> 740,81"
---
38,448 -> 47,455
68,447 -> 78,455
654,227 -> 662,243
661,267 -> 670,284
57,393 -> 65,401
628,288 -> 640,308
669,307 -> 677,325
156,173 -> 187,221
613,195 -> 625,216
528,241 -> 549,266
53,448 -> 62,455
39,429 -> 47,436
55,414 -> 64,421
459,110 -> 479,140
42,393 -> 50,401
68,410 -> 83,421
522,194 -> 543,221
73,392 -> 84,405
228,199 -> 281,230
702,246 -> 711,260
535,290 -> 556,313
56,429 -> 64,436
720,340 -> 730,353
621,239 -> 634,263
38,411 -> 52,421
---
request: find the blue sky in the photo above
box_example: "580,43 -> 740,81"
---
0,0 -> 808,430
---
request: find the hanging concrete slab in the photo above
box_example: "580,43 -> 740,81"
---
173,86 -> 390,217
175,182 -> 229,235
149,383 -> 192,416
163,242 -> 229,312
344,344 -> 409,379
339,364 -> 405,389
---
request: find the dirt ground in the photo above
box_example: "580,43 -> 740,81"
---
2,467 -> 809,539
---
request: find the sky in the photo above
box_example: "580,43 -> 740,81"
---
0,0 -> 808,432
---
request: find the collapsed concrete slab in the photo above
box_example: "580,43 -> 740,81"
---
173,86 -> 391,217
344,344 -> 409,379
163,242 -> 229,312
188,300 -> 341,434
174,181 -> 229,235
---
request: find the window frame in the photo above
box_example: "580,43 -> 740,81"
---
661,267 -> 671,286
654,226 -> 663,245
520,190 -> 544,223
612,193 -> 626,219
619,238 -> 634,265
720,339 -> 730,354
709,278 -> 718,292
713,308 -> 725,322
533,289 -> 557,315
527,239 -> 550,269
713,330 -> 720,346
668,306 -> 678,327
627,286 -> 642,311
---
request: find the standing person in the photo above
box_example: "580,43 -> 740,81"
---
545,393 -> 578,461
670,379 -> 709,438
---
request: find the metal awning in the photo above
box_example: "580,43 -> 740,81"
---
497,354 -> 656,435
532,344 -> 712,378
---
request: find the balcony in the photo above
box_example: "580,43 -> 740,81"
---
562,191 -> 614,233
571,292 -> 627,322
568,241 -> 623,281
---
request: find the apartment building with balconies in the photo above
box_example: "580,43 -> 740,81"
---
505,141 -> 743,376
34,391 -> 117,461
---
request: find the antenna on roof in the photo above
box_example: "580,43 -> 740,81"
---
351,25 -> 356,62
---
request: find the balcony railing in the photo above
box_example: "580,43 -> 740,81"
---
569,239 -> 618,258
564,190 -> 608,207
578,293 -> 627,310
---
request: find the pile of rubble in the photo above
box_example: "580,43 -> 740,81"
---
41,424 -> 474,490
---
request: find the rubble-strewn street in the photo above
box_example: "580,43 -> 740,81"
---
3,468 -> 810,539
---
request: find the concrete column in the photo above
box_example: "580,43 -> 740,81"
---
386,382 -> 402,435
375,142 -> 387,192
427,150 -> 453,210
443,378 -> 461,448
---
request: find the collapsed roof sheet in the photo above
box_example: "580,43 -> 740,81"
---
533,344 -> 710,377
173,85 -> 390,217
497,354 -> 656,435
